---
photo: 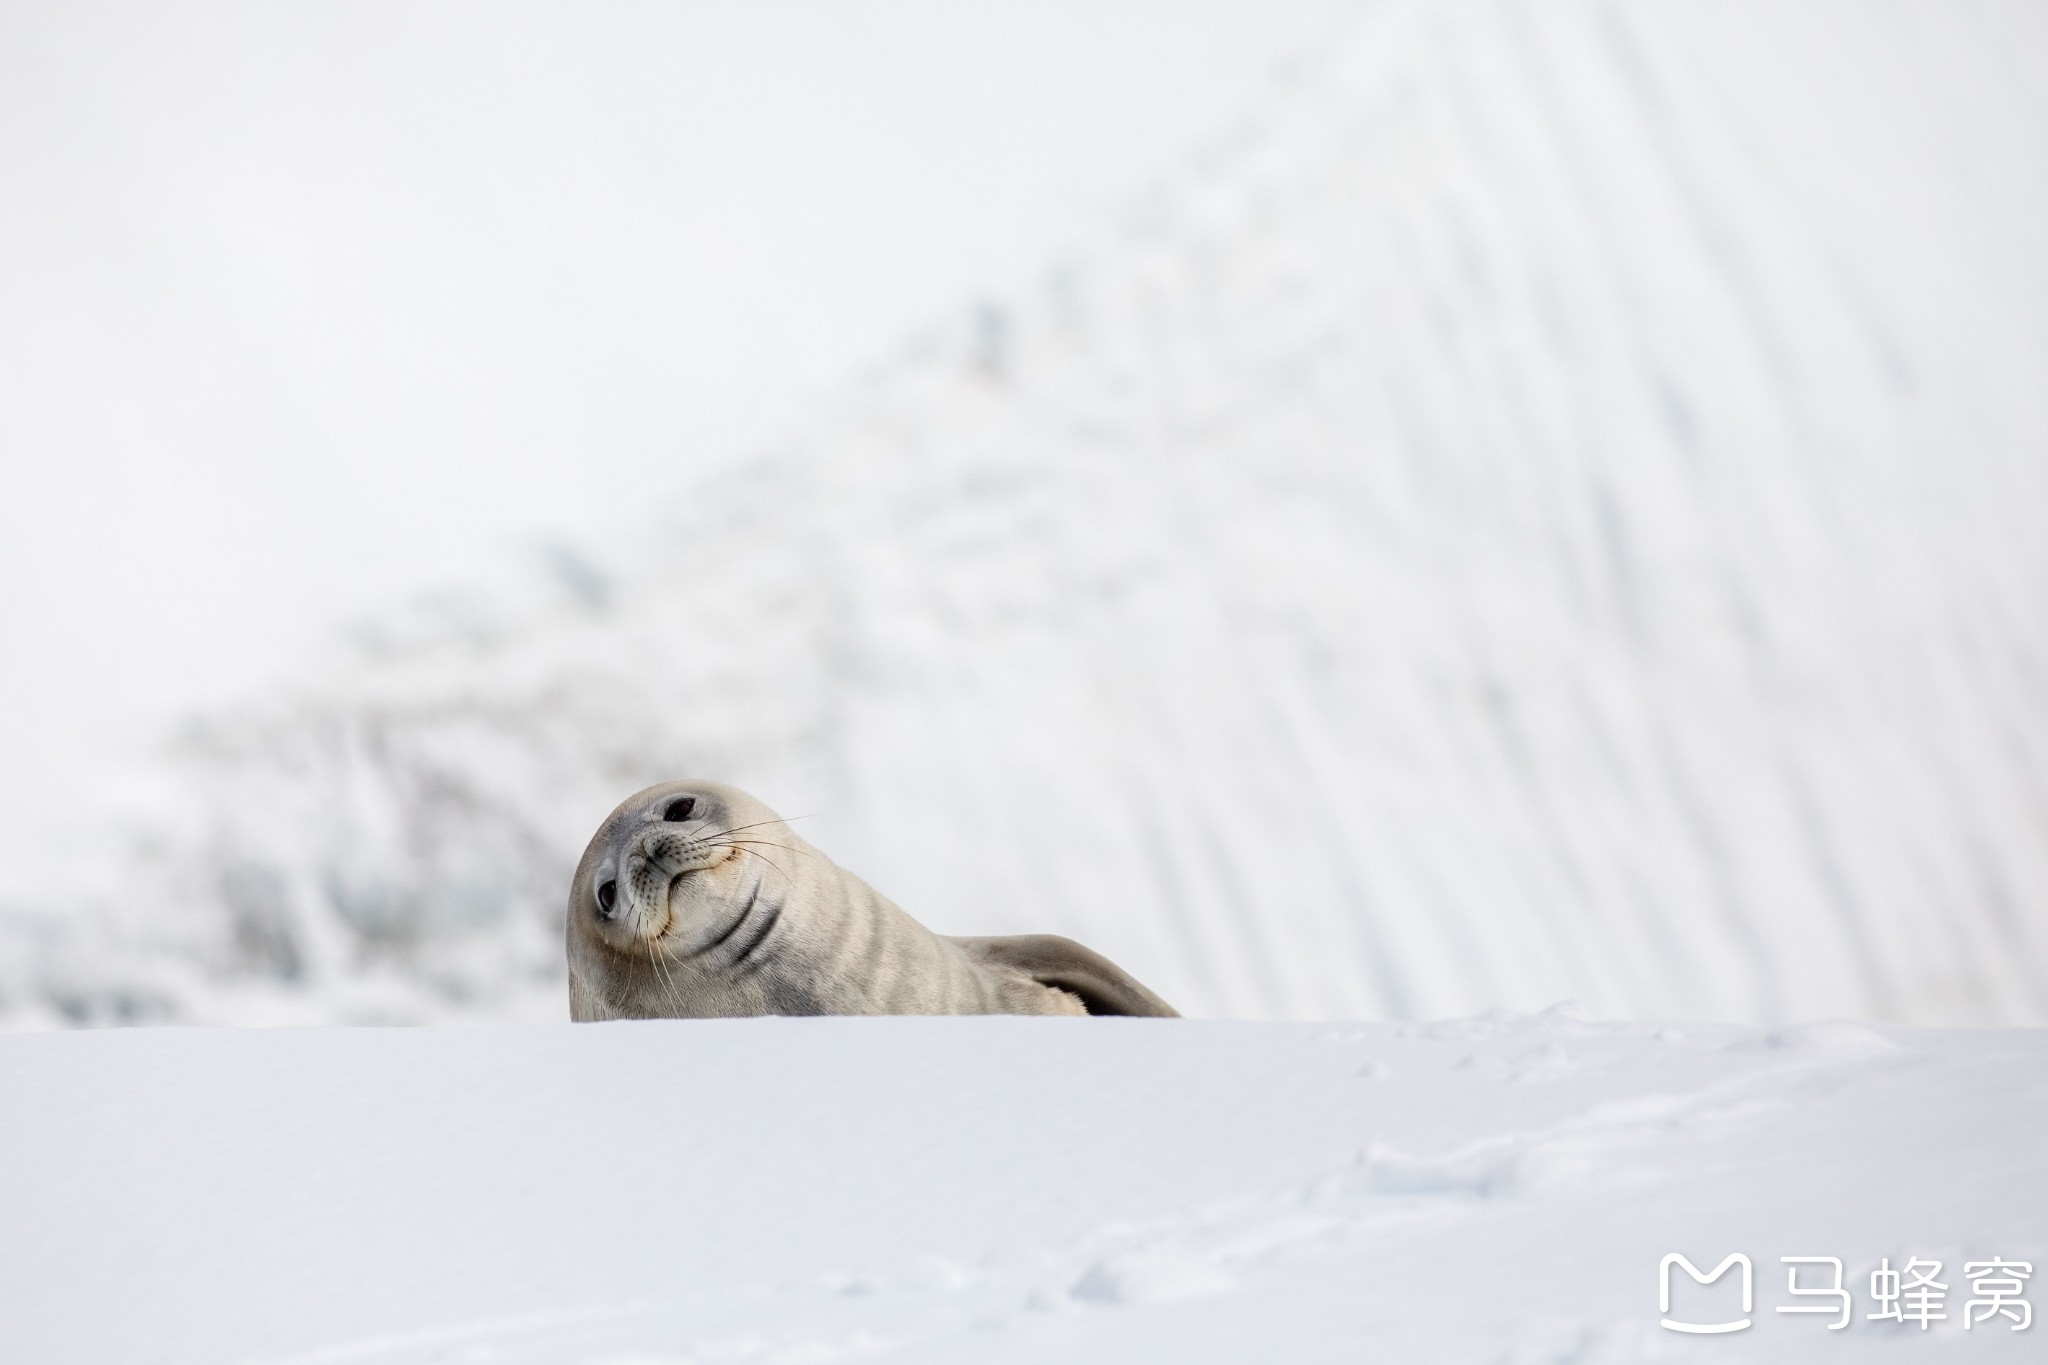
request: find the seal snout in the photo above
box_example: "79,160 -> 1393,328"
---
596,818 -> 734,940
629,824 -> 729,878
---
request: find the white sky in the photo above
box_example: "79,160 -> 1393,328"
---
0,1 -> 1360,898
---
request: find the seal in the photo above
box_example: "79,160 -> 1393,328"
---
566,779 -> 1179,1020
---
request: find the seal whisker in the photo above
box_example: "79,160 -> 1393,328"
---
649,944 -> 683,1016
730,843 -> 799,887
726,838 -> 819,866
704,815 -> 815,841
644,904 -> 689,1015
712,810 -> 806,834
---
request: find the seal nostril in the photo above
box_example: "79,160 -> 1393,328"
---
662,797 -> 697,822
596,879 -> 618,917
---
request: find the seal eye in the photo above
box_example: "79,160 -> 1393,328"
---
662,797 -> 697,822
595,879 -> 618,918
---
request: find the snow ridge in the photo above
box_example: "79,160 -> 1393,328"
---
7,0 -> 2048,1026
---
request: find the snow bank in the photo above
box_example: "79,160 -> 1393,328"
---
6,0 -> 2048,1027
3,1015 -> 2042,1362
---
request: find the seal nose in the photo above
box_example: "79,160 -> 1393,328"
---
595,879 -> 618,919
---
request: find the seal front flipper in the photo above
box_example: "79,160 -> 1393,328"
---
952,934 -> 1180,1017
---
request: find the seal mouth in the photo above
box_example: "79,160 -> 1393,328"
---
649,901 -> 677,944
612,826 -> 734,947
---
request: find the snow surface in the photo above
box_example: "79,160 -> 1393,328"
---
3,1014 -> 2043,1363
5,0 -> 2048,1029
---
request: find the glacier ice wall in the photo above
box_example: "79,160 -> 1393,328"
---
8,0 -> 2047,1025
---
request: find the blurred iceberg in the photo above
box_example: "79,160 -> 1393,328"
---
7,0 -> 2046,1026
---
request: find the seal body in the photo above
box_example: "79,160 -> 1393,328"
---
565,780 -> 1178,1020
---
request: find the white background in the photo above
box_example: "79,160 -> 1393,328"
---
0,0 -> 1356,899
